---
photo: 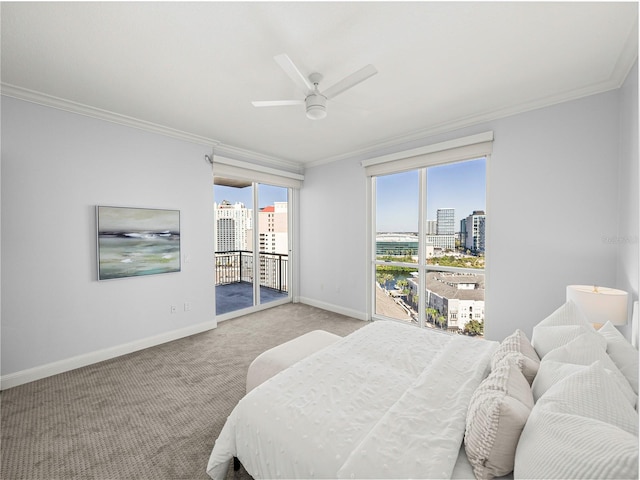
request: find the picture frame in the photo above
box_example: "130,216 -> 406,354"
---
96,205 -> 181,280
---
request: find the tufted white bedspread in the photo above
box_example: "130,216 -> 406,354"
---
206,320 -> 498,479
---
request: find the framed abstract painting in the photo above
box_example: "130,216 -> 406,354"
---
96,206 -> 181,280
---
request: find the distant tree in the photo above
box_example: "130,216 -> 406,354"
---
411,293 -> 419,310
396,279 -> 409,295
464,319 -> 484,336
436,314 -> 447,329
376,272 -> 394,288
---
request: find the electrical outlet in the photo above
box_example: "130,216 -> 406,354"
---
184,302 -> 192,312
170,305 -> 177,314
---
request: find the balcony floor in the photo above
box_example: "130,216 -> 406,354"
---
216,281 -> 289,315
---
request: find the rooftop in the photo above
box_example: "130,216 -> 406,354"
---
409,271 -> 485,302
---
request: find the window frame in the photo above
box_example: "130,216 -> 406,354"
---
364,133 -> 492,332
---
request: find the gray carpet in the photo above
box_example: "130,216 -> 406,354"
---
1,303 -> 366,480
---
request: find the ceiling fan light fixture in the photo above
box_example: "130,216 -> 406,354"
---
305,93 -> 327,120
252,54 -> 377,121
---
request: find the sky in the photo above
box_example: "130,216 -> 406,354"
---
376,157 -> 486,232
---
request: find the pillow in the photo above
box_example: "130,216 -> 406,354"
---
515,362 -> 639,479
532,360 -> 637,408
535,362 -> 638,435
491,329 -> 540,384
515,409 -> 639,479
464,359 -> 534,479
531,300 -> 606,358
599,321 -> 639,394
543,333 -> 635,402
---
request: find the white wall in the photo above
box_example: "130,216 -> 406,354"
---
616,61 -> 639,340
1,97 -> 216,385
300,86 -> 635,341
298,158 -> 368,319
487,90 -> 621,341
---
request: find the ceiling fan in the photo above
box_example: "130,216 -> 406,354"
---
252,54 -> 378,120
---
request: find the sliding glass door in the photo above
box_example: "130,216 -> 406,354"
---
214,178 -> 290,316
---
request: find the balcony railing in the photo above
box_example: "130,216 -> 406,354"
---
215,250 -> 288,293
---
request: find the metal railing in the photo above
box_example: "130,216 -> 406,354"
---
215,250 -> 288,292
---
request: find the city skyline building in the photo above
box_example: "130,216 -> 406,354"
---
425,234 -> 456,251
258,202 -> 288,254
258,201 -> 288,289
436,208 -> 455,235
464,210 -> 486,253
214,200 -> 252,252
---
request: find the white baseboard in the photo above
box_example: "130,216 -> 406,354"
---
297,297 -> 368,321
0,319 -> 217,391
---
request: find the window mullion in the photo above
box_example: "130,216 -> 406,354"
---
368,177 -> 376,320
418,168 -> 427,328
253,182 -> 260,306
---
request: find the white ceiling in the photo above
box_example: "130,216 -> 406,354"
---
1,2 -> 638,168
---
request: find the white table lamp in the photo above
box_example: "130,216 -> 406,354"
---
566,285 -> 629,329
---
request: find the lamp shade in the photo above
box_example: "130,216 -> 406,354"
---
566,285 -> 629,326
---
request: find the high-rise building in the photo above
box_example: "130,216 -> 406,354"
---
214,200 -> 252,252
258,202 -> 288,254
426,220 -> 437,235
258,201 -> 288,291
436,208 -> 455,235
464,210 -> 486,253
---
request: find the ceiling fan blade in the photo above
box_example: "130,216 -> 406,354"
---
252,100 -> 305,107
322,64 -> 378,100
274,54 -> 313,95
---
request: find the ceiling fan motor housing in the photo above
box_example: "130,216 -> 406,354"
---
305,93 -> 327,120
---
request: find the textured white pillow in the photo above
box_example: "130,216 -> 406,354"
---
532,360 -> 637,408
465,360 -> 534,480
531,300 -> 606,358
515,409 -> 639,479
544,330 -> 611,364
538,361 -> 638,435
491,329 -> 540,384
515,362 -> 639,479
599,321 -> 639,395
543,333 -> 636,403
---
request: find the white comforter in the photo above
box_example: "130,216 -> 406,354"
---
207,320 -> 498,479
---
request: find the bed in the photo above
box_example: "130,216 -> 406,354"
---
207,300 -> 639,480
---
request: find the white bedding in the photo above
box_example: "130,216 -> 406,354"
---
206,320 -> 498,479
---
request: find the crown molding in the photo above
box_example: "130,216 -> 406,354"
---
307,20 -> 638,169
2,83 -> 306,174
306,74 -> 629,169
612,16 -> 639,88
4,16 -> 636,175
1,83 -> 222,148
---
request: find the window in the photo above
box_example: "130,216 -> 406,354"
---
365,133 -> 491,337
